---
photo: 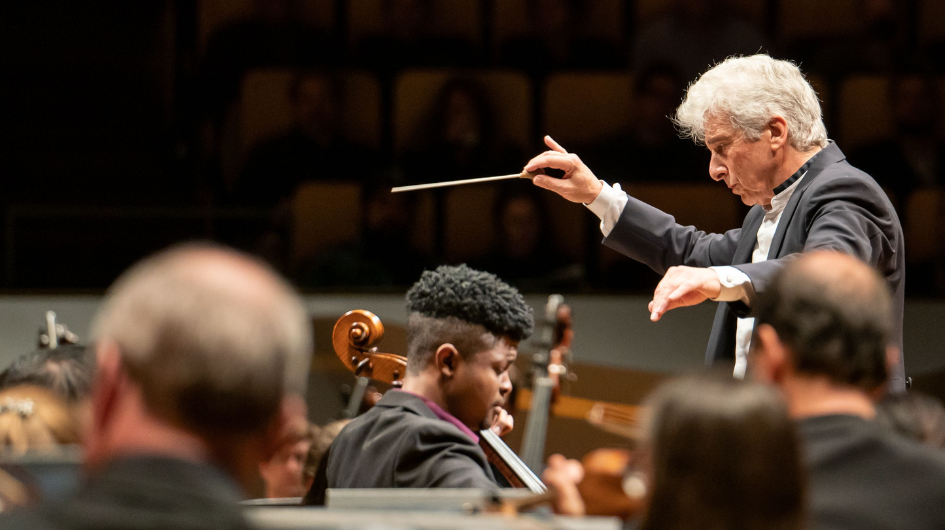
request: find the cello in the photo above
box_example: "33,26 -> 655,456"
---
331,309 -> 547,494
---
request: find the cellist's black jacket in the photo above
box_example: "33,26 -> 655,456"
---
602,143 -> 906,390
307,390 -> 498,503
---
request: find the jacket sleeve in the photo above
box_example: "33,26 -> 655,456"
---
395,424 -> 498,489
602,194 -> 744,275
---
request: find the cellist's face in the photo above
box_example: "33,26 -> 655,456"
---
444,336 -> 516,431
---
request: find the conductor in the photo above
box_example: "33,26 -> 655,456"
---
526,54 -> 905,391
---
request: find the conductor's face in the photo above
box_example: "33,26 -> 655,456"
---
705,116 -> 779,207
445,336 -> 517,432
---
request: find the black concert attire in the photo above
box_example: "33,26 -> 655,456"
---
304,390 -> 498,504
800,414 -> 945,530
0,456 -> 253,530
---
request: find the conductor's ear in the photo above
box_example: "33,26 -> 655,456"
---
767,116 -> 788,151
435,344 -> 461,379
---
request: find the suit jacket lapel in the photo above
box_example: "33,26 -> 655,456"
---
732,207 -> 763,265
767,186 -> 806,259
766,142 -> 848,259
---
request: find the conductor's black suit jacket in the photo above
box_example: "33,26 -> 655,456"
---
602,143 -> 906,390
322,390 -> 498,491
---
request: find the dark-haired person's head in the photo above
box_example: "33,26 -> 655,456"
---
750,251 -> 895,405
0,345 -> 93,403
403,265 -> 533,431
640,372 -> 805,530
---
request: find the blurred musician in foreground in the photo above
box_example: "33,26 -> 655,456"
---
1,244 -> 313,529
543,373 -> 805,529
526,54 -> 905,391
306,265 -> 532,500
751,251 -> 945,529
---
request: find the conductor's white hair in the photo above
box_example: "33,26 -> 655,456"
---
674,55 -> 828,152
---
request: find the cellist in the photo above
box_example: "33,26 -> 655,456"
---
304,264 -> 530,501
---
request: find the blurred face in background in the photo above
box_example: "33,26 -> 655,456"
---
892,76 -> 938,136
444,88 -> 483,149
634,72 -> 684,146
293,75 -> 338,144
259,435 -> 312,498
501,196 -> 541,259
386,0 -> 430,38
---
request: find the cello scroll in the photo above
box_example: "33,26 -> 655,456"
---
332,310 -> 407,387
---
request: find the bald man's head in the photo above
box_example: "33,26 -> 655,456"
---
91,243 -> 312,436
752,251 -> 892,391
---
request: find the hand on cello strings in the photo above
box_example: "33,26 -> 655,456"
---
524,135 -> 604,204
489,406 -> 515,437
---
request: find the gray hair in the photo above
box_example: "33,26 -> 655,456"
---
674,55 -> 828,152
91,243 -> 312,435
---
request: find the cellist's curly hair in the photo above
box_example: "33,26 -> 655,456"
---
405,265 -> 533,373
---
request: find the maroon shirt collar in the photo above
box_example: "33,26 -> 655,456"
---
393,389 -> 480,443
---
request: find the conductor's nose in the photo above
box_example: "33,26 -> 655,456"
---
709,154 -> 726,182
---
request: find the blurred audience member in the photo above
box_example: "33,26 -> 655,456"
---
876,392 -> 945,449
201,0 -> 337,124
850,74 -> 945,204
258,418 -> 314,499
581,65 -> 705,185
0,244 -> 313,530
300,180 -> 434,288
354,0 -> 477,73
631,0 -> 769,82
500,0 -> 621,78
472,188 -> 581,291
237,71 -> 379,208
0,386 -> 81,455
403,78 -> 522,186
802,0 -> 913,77
751,251 -> 945,530
302,420 -> 349,493
0,346 -> 93,404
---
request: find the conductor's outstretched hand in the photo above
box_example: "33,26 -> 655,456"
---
525,136 -> 603,204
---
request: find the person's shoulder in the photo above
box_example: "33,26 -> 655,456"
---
878,427 -> 945,471
409,417 -> 479,448
802,415 -> 945,478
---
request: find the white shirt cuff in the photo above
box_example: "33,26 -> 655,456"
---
709,266 -> 754,305
585,182 -> 629,237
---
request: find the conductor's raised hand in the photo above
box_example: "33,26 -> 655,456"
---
648,266 -> 722,322
525,136 -> 603,204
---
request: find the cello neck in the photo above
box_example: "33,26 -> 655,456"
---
519,376 -> 553,473
478,428 -> 547,494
